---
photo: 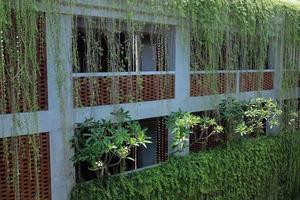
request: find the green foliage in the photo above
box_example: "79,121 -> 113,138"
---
168,97 -> 282,152
71,131 -> 300,200
71,108 -> 151,176
236,97 -> 282,136
245,98 -> 282,130
220,97 -> 282,139
287,111 -> 300,129
281,99 -> 300,130
185,0 -> 300,73
219,98 -> 246,140
0,0 -> 299,199
166,111 -> 223,152
166,111 -> 200,151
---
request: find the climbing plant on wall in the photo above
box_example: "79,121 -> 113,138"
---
0,0 -> 299,199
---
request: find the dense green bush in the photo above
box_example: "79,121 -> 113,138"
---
71,132 -> 300,200
72,108 -> 151,178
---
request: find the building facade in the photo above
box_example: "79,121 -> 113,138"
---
0,1 -> 299,200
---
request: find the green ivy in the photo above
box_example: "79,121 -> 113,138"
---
0,0 -> 299,198
71,131 -> 300,200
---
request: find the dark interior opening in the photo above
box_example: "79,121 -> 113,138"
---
75,27 -> 109,73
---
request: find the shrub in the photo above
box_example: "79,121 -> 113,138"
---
219,97 -> 282,140
71,108 -> 151,179
166,110 -> 223,153
71,132 -> 300,200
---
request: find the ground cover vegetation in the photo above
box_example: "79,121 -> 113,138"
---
0,0 -> 299,199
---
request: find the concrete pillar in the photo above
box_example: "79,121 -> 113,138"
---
47,13 -> 75,200
174,26 -> 190,102
267,18 -> 285,135
169,26 -> 190,156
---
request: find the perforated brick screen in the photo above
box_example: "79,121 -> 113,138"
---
190,73 -> 236,96
36,13 -> 48,111
73,74 -> 175,107
239,72 -> 274,92
0,133 -> 51,200
0,13 -> 48,114
189,124 -> 203,152
156,117 -> 168,163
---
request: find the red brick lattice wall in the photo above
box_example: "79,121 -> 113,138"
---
36,13 -> 48,111
0,133 -> 51,200
156,117 -> 168,163
0,13 -> 48,114
239,72 -> 274,92
190,73 -> 236,96
73,74 -> 175,107
189,125 -> 203,152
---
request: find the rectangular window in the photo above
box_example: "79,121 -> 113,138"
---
137,118 -> 158,168
74,117 -> 168,182
190,33 -> 271,71
73,16 -> 174,73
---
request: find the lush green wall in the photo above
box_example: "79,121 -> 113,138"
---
71,132 -> 300,200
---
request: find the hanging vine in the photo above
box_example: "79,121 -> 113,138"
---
0,0 -> 299,199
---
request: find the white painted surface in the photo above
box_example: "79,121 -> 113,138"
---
72,71 -> 175,77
